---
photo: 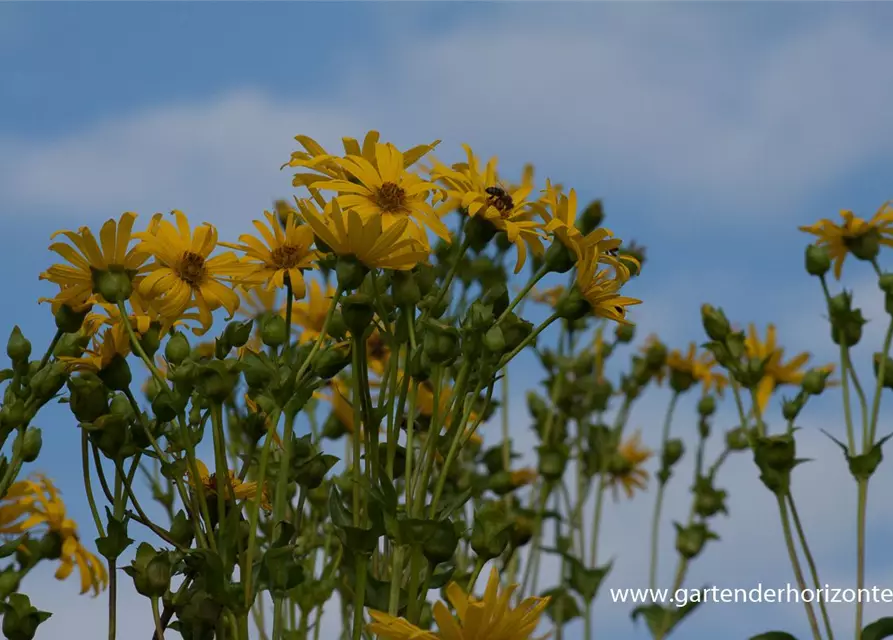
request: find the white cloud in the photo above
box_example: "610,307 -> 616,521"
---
4,10 -> 893,229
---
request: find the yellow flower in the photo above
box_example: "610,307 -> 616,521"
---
574,249 -> 641,324
290,280 -> 337,345
40,212 -> 149,309
608,432 -> 652,500
60,323 -> 131,373
188,460 -> 271,512
298,198 -> 429,271
799,203 -> 893,279
430,145 -> 546,273
510,468 -> 538,489
311,143 -> 450,248
285,131 -> 440,194
745,324 -> 832,414
134,211 -> 247,335
667,343 -> 728,396
369,566 -> 550,640
221,210 -> 318,295
0,475 -> 108,596
82,291 -> 166,337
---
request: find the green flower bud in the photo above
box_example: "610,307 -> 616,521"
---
17,428 -> 42,463
335,255 -> 369,291
465,215 -> 498,252
0,400 -> 27,430
614,323 -> 635,344
0,569 -> 20,600
53,333 -> 90,359
341,293 -> 375,336
415,264 -> 437,297
165,332 -> 191,365
151,391 -> 186,423
697,395 -> 716,416
845,228 -> 880,261
135,324 -> 161,360
543,241 -> 576,275
669,369 -> 695,394
701,304 -> 730,342
422,520 -> 460,566
662,439 -> 684,467
54,305 -> 88,334
423,321 -> 460,365
37,531 -> 62,560
312,346 -> 352,380
260,314 -> 288,348
29,362 -> 67,400
804,245 -> 831,277
879,273 -> 893,295
197,361 -> 238,403
418,293 -> 449,319
0,593 -> 52,640
169,511 -> 194,548
224,319 -> 254,349
6,327 -> 31,365
92,268 -> 134,304
590,379 -> 613,413
725,426 -> 749,451
555,286 -> 590,322
470,518 -> 509,561
325,310 -> 348,341
98,355 -> 132,391
578,200 -> 605,235
754,434 -> 797,473
675,522 -> 717,560
801,368 -> 829,395
483,326 -> 507,354
502,316 -> 534,352
408,348 -> 431,382
782,395 -> 805,422
872,353 -> 893,390
391,270 -> 421,307
537,444 -> 570,482
509,514 -> 535,548
482,284 -> 510,318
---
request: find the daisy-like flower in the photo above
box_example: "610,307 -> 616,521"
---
82,291 -> 166,338
290,280 -> 337,345
187,460 -> 272,512
368,566 -> 550,640
0,475 -> 108,596
607,432 -> 652,500
298,199 -> 430,271
574,249 -> 641,324
284,131 -> 440,195
666,343 -> 728,396
59,323 -> 131,374
431,145 -> 546,274
745,324 -> 833,414
221,210 -> 318,296
40,212 -> 149,309
311,142 -> 450,247
800,203 -> 893,279
134,211 -> 248,335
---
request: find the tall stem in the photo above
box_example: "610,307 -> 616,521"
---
648,392 -> 679,591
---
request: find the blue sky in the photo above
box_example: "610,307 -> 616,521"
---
4,2 -> 893,639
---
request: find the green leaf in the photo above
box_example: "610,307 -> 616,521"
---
95,508 -> 133,560
863,617 -> 893,640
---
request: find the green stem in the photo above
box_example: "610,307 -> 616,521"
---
856,479 -> 868,640
787,493 -> 834,640
777,495 -> 822,640
38,328 -> 64,370
466,557 -> 485,592
151,598 -> 164,640
869,320 -> 893,445
496,263 -> 548,324
81,430 -> 106,537
649,392 -> 679,591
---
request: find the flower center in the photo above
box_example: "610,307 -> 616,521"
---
270,243 -> 304,270
176,251 -> 207,288
374,182 -> 408,214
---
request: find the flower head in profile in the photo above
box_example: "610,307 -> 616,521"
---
187,460 -> 272,512
290,280 -> 337,344
745,324 -> 833,414
667,343 -> 728,396
800,203 -> 893,279
574,249 -> 641,324
430,145 -> 546,273
607,432 -> 652,500
298,199 -> 429,271
134,211 -> 248,335
60,323 -> 131,374
530,285 -> 565,308
221,210 -> 318,296
0,475 -> 108,596
368,566 -> 550,640
40,212 -> 149,310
